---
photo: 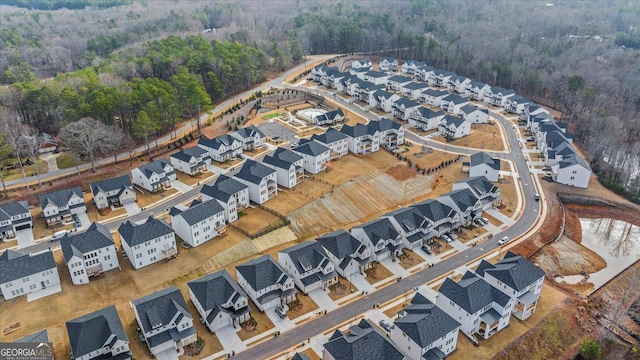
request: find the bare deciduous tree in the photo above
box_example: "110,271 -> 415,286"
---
59,117 -> 113,172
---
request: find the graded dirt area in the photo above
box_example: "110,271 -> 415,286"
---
532,235 -> 606,276
431,122 -> 506,152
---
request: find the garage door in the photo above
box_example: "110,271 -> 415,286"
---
121,197 -> 136,205
15,224 -> 31,231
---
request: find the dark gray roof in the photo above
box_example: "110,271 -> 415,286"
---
0,249 -> 24,261
170,198 -> 224,226
340,123 -> 370,138
490,87 -> 515,96
188,269 -> 247,312
38,186 -> 83,210
469,151 -> 500,170
440,188 -> 480,211
311,128 -> 348,145
381,57 -> 396,63
412,107 -> 444,118
439,271 -> 511,314
279,241 -> 329,274
404,60 -> 425,67
235,159 -> 276,185
201,175 -> 248,202
456,176 -> 498,196
384,207 -> 427,233
468,81 -> 488,89
354,218 -> 400,243
411,199 -> 456,223
0,201 -> 29,221
364,71 -> 387,78
508,96 -> 530,104
388,75 -> 412,83
90,175 -> 132,196
558,153 -> 591,171
198,134 -> 239,150
434,69 -> 455,77
368,118 -> 401,133
292,140 -> 330,157
317,229 -> 365,259
132,286 -> 192,334
421,88 -> 449,97
291,353 -> 311,360
476,251 -> 546,291
170,146 -> 208,162
460,104 -> 488,115
236,255 -> 288,292
314,109 -> 344,123
449,75 -> 469,83
442,115 -> 465,128
66,305 -> 129,359
233,125 -> 265,140
372,89 -> 396,102
0,250 -> 56,284
393,98 -> 420,108
395,293 -> 460,347
118,216 -> 173,247
60,223 -> 114,263
442,94 -> 468,105
263,148 -> 303,170
136,158 -> 173,180
323,319 -> 405,360
14,329 -> 49,343
403,82 -> 429,90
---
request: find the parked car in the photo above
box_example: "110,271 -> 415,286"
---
275,306 -> 287,319
534,193 -> 540,201
481,217 -> 489,224
474,218 -> 485,226
379,319 -> 394,332
50,230 -> 69,242
498,236 -> 510,245
421,244 -> 432,254
441,234 -> 452,243
446,232 -> 458,240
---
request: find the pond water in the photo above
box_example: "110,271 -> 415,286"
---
555,218 -> 640,291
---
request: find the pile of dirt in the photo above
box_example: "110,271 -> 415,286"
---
532,235 -> 606,276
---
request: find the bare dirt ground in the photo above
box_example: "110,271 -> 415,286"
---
365,262 -> 394,285
233,207 -> 283,236
328,277 -> 358,301
496,175 -> 518,217
264,178 -> 334,216
532,235 -> 606,275
431,122 -> 506,152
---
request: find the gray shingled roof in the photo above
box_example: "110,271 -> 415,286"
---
440,188 -> 480,212
388,75 -> 412,83
317,230 -> 364,259
364,71 -> 387,78
468,81 -> 487,89
442,115 -> 465,128
198,134 -> 239,150
263,148 -> 303,170
469,152 -> 500,170
0,201 -> 29,221
411,199 -> 456,223
14,329 -> 49,343
477,251 -> 546,291
90,175 -> 132,197
136,158 -> 173,180
170,199 -> 224,226
60,223 -> 114,263
291,353 -> 311,360
235,159 -> 276,185
66,305 -> 129,359
393,98 -> 420,108
460,104 -> 487,115
456,176 -> 498,196
188,269 -> 247,313
395,293 -> 460,348
233,125 -> 265,140
355,218 -> 400,243
0,250 -> 56,284
442,94 -> 468,105
368,118 -> 401,132
314,109 -> 344,123
279,241 -> 330,274
38,186 -> 83,210
118,216 -> 173,248
323,319 -> 405,360
201,175 -> 248,202
236,255 -> 288,292
403,82 -> 429,90
439,271 -> 511,314
490,87 -> 515,96
449,75 -> 469,83
558,153 -> 591,171
132,286 -> 192,334
413,107 -> 444,118
170,146 -> 208,162
311,128 -> 348,145
384,207 -> 427,233
292,140 -> 330,157
340,123 -> 369,138
421,88 -> 449,97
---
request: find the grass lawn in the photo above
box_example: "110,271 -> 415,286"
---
496,175 -> 518,217
288,293 -> 320,320
433,123 -> 506,152
55,153 -> 81,169
2,159 -> 49,181
328,277 -> 359,301
237,301 -> 275,341
176,171 -> 213,186
263,111 -> 285,120
135,187 -> 178,209
364,262 -> 394,285
397,248 -> 425,270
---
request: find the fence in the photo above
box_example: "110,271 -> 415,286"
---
227,203 -> 291,240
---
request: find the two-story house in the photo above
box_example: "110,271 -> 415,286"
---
131,159 -> 176,193
420,88 -> 449,107
391,293 -> 460,360
414,65 -> 435,82
392,98 -> 421,121
118,216 -> 176,269
371,90 -> 400,112
188,269 -> 251,332
484,87 -> 515,107
316,229 -> 372,278
169,199 -> 226,248
401,60 -> 426,74
386,74 -> 413,91
465,81 -> 491,101
339,123 -> 380,155
476,251 -> 546,321
200,175 -> 249,223
312,109 -> 345,126
262,147 -> 305,189
233,159 -> 278,204
351,59 -> 373,71
452,176 -> 501,210
504,96 -> 530,114
291,139 -> 331,174
438,115 -> 471,140
0,201 -> 32,240
350,217 -> 403,261
170,146 -> 211,176
90,175 -> 136,210
440,94 -> 470,115
60,222 -> 119,285
0,249 -> 60,300
323,319 -> 407,360
430,69 -> 456,88
311,128 -> 349,160
231,125 -> 266,150
448,75 -> 472,94
236,255 -> 297,311
552,153 -> 591,188
278,241 -> 337,294
437,189 -> 483,226
362,70 -> 389,85
408,106 -> 446,131
436,271 -> 513,340
369,118 -> 405,148
411,199 -> 460,238
460,105 -> 489,124
379,57 -> 398,72
383,207 -> 432,250
356,82 -> 386,104
66,305 -> 132,360
198,134 -> 243,163
466,151 -> 501,182
38,186 -> 86,228
401,82 -> 430,100
132,287 -> 197,357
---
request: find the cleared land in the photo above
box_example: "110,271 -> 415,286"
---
496,175 -> 518,217
233,206 -> 284,236
431,122 -> 506,152
365,262 -> 394,285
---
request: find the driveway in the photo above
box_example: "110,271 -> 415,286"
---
380,258 -> 410,278
123,202 -> 141,216
265,307 -> 296,333
308,289 -> 338,312
349,273 -> 375,293
171,180 -> 193,193
75,213 -> 91,231
449,239 -> 468,252
485,208 -> 516,226
206,164 -> 227,175
215,325 -> 246,353
15,228 -> 36,249
412,247 -> 442,265
155,348 -> 179,360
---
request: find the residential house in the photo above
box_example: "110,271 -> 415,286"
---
415,65 -> 435,82
484,87 -> 515,107
430,69 -> 456,88
356,82 -> 386,104
326,71 -> 350,90
292,139 -> 331,174
292,353 -> 311,360
170,146 -> 211,176
519,104 -> 549,127
438,115 -> 471,140
452,176 -> 501,210
311,128 -> 349,159
13,329 -> 49,343
391,293 -> 461,360
436,271 -> 513,340
0,249 -> 60,300
323,319 -> 407,360
278,241 -> 338,294
66,305 -> 132,360
392,98 -> 421,121
504,96 -> 530,114
235,255 -> 297,311
90,175 -> 136,210
61,222 -> 119,285
310,65 -> 331,82
386,75 -> 413,91
411,199 -> 460,238
169,199 -> 226,248
437,189 -> 483,226
350,217 -> 403,261
131,159 -> 176,193
0,201 -> 32,240
231,125 -> 266,150
313,109 -> 345,126
371,90 -> 400,112
448,75 -> 472,94
401,82 -> 430,100
408,107 -> 446,131
342,75 -> 367,97
466,151 -> 501,182
233,159 -> 278,204
263,147 -> 305,189
351,59 -> 373,70
552,153 -> 592,188
362,71 -> 389,85
350,67 -> 368,77
544,141 -> 576,167
316,229 -> 372,278
465,81 -> 491,101
383,207 -> 432,250
17,133 -> 58,154
440,94 -> 469,115
476,251 -> 546,320
420,88 -> 449,107
197,134 -> 242,163
188,269 -> 251,332
460,105 -> 489,124
132,287 -> 197,356
200,175 -> 249,223
38,186 -> 86,228
401,60 -> 426,74
340,123 -> 380,155
118,216 -> 176,270
369,118 -> 405,148
379,57 -> 398,72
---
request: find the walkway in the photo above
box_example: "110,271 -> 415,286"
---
349,273 -> 375,293
40,153 -> 61,172
266,307 -> 296,333
171,180 -> 192,193
309,289 -> 338,312
485,208 -> 516,226
215,325 -> 247,354
380,258 -> 410,278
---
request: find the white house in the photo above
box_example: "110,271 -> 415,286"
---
476,251 -> 546,320
504,96 -> 530,114
60,222 -> 119,285
552,153 -> 592,188
170,146 -> 211,176
0,249 -> 60,301
391,293 -> 460,360
452,176 -> 501,210
401,82 -> 430,100
467,151 -> 501,182
371,90 -> 401,112
356,82 -> 385,104
351,59 -> 373,70
386,75 -> 413,91
420,88 -> 449,107
188,269 -> 251,332
311,128 -> 349,159
200,175 -> 249,223
198,134 -> 243,163
278,241 -> 337,294
236,255 -> 297,312
234,159 -> 278,204
411,199 -> 460,237
350,217 -> 404,261
291,139 -> 331,174
440,94 -> 470,115
460,104 -> 489,124
379,57 -> 398,72
545,141 -> 576,167
132,287 -> 197,357
408,107 -> 445,131
312,109 -> 345,126
340,123 -> 380,155
38,186 -> 86,228
362,70 -> 388,85
0,201 -> 32,240
316,229 -> 372,278
448,75 -> 472,94
484,87 -> 516,107
90,175 -> 136,210
262,147 -> 305,189
437,188 -> 483,226
369,118 -> 405,148
415,65 -> 435,82
401,60 -> 426,74
169,199 -> 226,248
231,125 -> 266,150
118,216 -> 176,270
66,305 -> 132,360
323,319 -> 407,360
438,115 -> 471,140
392,98 -> 421,120
383,207 -> 432,250
430,69 -> 456,88
131,159 -> 176,193
436,271 -> 513,340
466,81 -> 491,101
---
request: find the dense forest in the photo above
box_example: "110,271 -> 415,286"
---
0,0 -> 639,199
